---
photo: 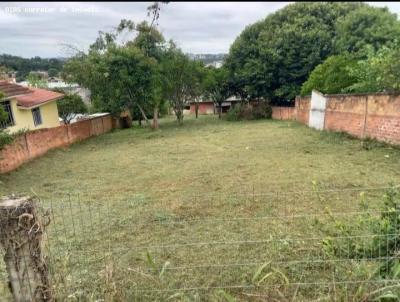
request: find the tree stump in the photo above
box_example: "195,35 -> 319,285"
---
0,196 -> 53,302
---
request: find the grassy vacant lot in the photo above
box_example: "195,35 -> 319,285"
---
1,115 -> 400,301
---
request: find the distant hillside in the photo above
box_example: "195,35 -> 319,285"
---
187,53 -> 227,64
0,54 -> 64,81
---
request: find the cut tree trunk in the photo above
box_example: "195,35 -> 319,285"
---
0,196 -> 53,302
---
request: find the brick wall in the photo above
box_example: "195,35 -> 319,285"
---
190,103 -> 215,115
273,93 -> 400,145
295,96 -> 311,124
0,114 -> 114,173
272,106 -> 296,120
365,95 -> 400,144
324,95 -> 367,137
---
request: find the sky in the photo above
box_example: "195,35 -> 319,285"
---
1,2 -> 400,58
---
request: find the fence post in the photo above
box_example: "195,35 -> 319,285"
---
0,196 -> 53,302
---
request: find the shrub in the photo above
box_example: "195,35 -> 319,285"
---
252,101 -> 272,119
226,102 -> 272,121
226,104 -> 242,121
0,131 -> 13,150
318,185 -> 400,278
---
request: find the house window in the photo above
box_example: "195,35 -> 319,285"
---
0,101 -> 15,129
32,107 -> 42,126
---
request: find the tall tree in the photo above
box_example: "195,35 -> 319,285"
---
161,43 -> 195,124
204,67 -> 231,119
128,21 -> 166,129
334,6 -> 400,57
225,2 -> 400,103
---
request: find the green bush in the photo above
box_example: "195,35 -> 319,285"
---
252,102 -> 272,119
0,131 -> 13,150
226,104 -> 242,121
226,102 -> 272,121
301,55 -> 358,96
318,185 -> 400,278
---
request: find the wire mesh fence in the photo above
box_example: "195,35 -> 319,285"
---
0,185 -> 399,301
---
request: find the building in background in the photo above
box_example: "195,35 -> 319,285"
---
19,78 -> 91,104
47,79 -> 91,104
0,71 -> 16,83
189,96 -> 241,115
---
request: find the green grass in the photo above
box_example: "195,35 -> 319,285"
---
1,115 -> 400,301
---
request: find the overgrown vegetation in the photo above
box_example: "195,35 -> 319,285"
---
226,102 -> 272,121
315,185 -> 400,300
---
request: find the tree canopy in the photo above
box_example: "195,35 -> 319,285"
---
56,93 -> 88,124
302,41 -> 400,95
63,17 -> 206,127
300,55 -> 357,96
0,54 -> 63,82
225,2 -> 400,103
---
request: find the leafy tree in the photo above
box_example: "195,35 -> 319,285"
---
203,66 -> 231,119
346,43 -> 400,93
161,44 -> 195,124
56,93 -> 88,124
48,68 -> 58,78
226,2 -> 400,103
129,21 -> 166,129
185,59 -> 206,119
26,73 -> 48,88
63,22 -> 156,124
300,55 -> 357,96
334,6 -> 400,57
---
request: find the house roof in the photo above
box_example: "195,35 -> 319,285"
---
0,81 -> 64,108
0,81 -> 31,97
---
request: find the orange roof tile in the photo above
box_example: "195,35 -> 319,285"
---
0,81 -> 64,108
0,81 -> 31,97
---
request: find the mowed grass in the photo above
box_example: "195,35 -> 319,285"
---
1,115 -> 400,301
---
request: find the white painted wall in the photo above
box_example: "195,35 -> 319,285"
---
309,90 -> 327,130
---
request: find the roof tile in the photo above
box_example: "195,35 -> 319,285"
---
0,81 -> 64,108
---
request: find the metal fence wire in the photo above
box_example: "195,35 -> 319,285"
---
0,185 -> 400,301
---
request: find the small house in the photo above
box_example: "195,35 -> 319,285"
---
0,81 -> 64,133
189,96 -> 242,115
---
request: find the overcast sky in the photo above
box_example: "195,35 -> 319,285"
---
1,2 -> 400,58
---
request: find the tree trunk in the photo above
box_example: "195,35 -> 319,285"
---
195,103 -> 199,119
218,103 -> 222,119
176,110 -> 183,125
136,104 -> 150,126
152,107 -> 159,130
